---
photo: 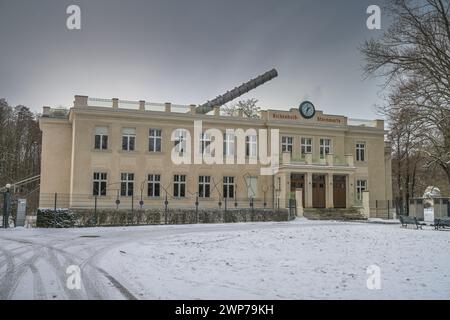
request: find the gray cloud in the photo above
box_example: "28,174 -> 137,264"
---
0,0 -> 387,119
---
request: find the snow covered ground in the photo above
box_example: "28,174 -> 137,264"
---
0,219 -> 449,299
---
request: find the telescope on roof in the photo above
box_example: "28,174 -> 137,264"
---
196,68 -> 278,114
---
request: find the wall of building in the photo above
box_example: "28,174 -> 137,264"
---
39,98 -> 392,212
67,111 -> 272,208
39,118 -> 72,208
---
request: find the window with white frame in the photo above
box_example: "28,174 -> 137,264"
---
319,138 -> 331,159
223,133 -> 235,156
120,173 -> 134,197
122,128 -> 136,151
94,127 -> 108,150
147,174 -> 161,197
93,172 -> 107,196
356,180 -> 367,201
223,176 -> 235,198
149,129 -> 162,152
245,135 -> 257,157
301,137 -> 312,156
198,175 -> 211,198
173,174 -> 186,197
281,136 -> 293,154
245,176 -> 258,198
174,129 -> 187,155
199,133 -> 211,155
356,142 -> 366,162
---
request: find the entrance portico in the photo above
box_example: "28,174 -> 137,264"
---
278,152 -> 357,209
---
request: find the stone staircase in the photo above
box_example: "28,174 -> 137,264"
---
303,207 -> 366,221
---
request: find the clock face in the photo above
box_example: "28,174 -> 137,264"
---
299,101 -> 316,119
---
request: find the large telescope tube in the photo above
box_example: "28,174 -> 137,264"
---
196,68 -> 278,114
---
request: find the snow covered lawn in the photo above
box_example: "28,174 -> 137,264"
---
1,219 -> 449,299
99,219 -> 450,299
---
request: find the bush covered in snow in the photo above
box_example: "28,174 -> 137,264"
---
36,207 -> 293,228
36,209 -> 77,228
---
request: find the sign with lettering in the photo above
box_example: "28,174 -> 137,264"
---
317,116 -> 342,124
271,113 -> 298,120
268,110 -> 346,125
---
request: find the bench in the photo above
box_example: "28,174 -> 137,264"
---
433,218 -> 450,230
399,215 -> 426,229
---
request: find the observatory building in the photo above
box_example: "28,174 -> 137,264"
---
38,68 -> 391,215
38,95 -> 392,214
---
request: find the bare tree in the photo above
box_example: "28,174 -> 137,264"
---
385,105 -> 423,212
0,99 -> 41,189
361,0 -> 450,186
222,98 -> 260,118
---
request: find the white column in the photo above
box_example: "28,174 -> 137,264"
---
296,188 -> 304,217
326,172 -> 334,208
361,191 -> 370,218
306,172 -> 313,208
348,173 -> 355,207
278,172 -> 289,209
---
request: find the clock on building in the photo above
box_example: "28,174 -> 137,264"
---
299,101 -> 316,119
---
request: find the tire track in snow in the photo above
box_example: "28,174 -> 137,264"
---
0,249 -> 43,299
0,240 -> 49,299
29,262 -> 47,300
51,238 -> 135,300
44,248 -> 84,300
0,236 -> 136,300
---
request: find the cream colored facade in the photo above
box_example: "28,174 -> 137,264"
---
39,95 -> 392,215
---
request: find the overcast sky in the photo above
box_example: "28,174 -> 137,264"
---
0,0 -> 388,119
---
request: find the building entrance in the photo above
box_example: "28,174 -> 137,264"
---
312,174 -> 326,208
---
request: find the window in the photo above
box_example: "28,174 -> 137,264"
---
319,138 -> 331,159
174,129 -> 187,155
122,128 -> 136,151
223,133 -> 235,156
356,180 -> 367,201
301,137 -> 312,155
199,133 -> 211,155
198,176 -> 211,198
174,174 -> 186,197
356,142 -> 366,162
246,135 -> 257,157
281,136 -> 293,154
245,176 -> 258,198
93,172 -> 107,196
149,129 -> 162,152
148,174 -> 161,197
120,173 -> 134,197
223,176 -> 235,198
94,127 -> 108,150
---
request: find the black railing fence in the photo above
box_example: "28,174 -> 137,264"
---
36,192 -> 293,227
38,192 -> 283,212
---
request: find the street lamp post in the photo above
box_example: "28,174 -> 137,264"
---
139,179 -> 147,210
195,193 -> 199,223
3,184 -> 11,228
